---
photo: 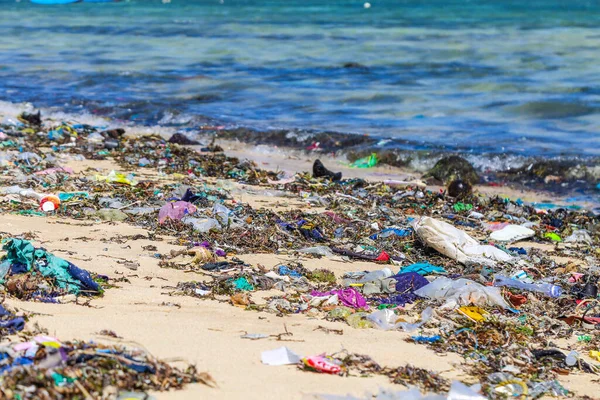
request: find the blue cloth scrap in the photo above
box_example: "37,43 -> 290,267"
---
411,335 -> 441,343
278,265 -> 302,278
373,272 -> 431,306
369,228 -> 412,240
508,247 -> 527,255
399,262 -> 446,276
67,263 -> 101,292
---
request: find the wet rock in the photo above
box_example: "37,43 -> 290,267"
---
168,133 -> 200,145
504,160 -> 600,188
426,156 -> 479,185
18,111 -> 41,127
342,62 -> 368,70
100,128 -> 125,139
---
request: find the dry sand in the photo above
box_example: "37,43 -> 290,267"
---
0,152 -> 598,400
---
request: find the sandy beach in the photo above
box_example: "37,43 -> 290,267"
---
0,121 -> 599,399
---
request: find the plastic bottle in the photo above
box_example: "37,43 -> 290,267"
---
357,267 -> 393,283
493,275 -> 562,298
0,260 -> 11,281
565,350 -> 579,366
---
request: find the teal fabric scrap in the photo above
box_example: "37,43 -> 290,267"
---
399,262 -> 446,276
232,276 -> 254,291
2,238 -> 96,294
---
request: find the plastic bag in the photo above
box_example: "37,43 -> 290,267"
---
414,277 -> 511,309
158,201 -> 197,224
413,217 -> 512,266
183,217 -> 221,232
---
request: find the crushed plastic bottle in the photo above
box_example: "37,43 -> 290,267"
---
183,217 -> 221,233
493,275 -> 562,298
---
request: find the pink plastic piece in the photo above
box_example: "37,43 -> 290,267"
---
158,201 -> 197,224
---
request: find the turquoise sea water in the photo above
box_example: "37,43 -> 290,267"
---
1,0 -> 600,157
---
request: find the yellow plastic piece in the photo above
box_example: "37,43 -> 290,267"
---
457,306 -> 489,322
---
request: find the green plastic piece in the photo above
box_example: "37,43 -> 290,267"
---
544,232 -> 562,242
351,153 -> 378,168
453,202 -> 473,212
14,210 -> 45,217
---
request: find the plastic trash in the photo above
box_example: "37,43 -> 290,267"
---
95,170 -> 137,186
158,201 -> 197,224
544,232 -> 562,242
241,333 -> 268,340
301,355 -> 342,374
298,246 -> 335,257
16,152 -> 42,165
357,267 -> 393,283
493,275 -> 562,298
261,347 -> 301,366
346,312 -> 373,329
1,186 -> 45,200
58,192 -> 89,202
411,335 -> 441,343
565,351 -> 579,367
565,230 -> 592,245
311,288 -> 367,309
489,225 -> 535,243
369,228 -> 412,240
414,277 -> 511,309
39,195 -> 61,212
351,153 -> 377,168
94,208 -> 129,222
368,307 -> 433,332
0,260 -> 11,281
2,238 -> 100,295
413,217 -> 512,266
183,217 -> 221,232
399,262 -> 446,275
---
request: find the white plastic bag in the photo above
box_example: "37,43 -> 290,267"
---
413,217 -> 512,266
414,277 -> 510,309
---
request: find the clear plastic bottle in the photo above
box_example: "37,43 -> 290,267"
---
493,275 -> 562,298
357,267 -> 393,283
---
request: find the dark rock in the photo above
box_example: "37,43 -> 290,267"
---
426,156 -> 479,185
342,62 -> 368,70
100,128 -> 126,139
18,111 -> 41,127
168,133 -> 200,145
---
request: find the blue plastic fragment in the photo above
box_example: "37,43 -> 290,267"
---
411,335 -> 441,343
